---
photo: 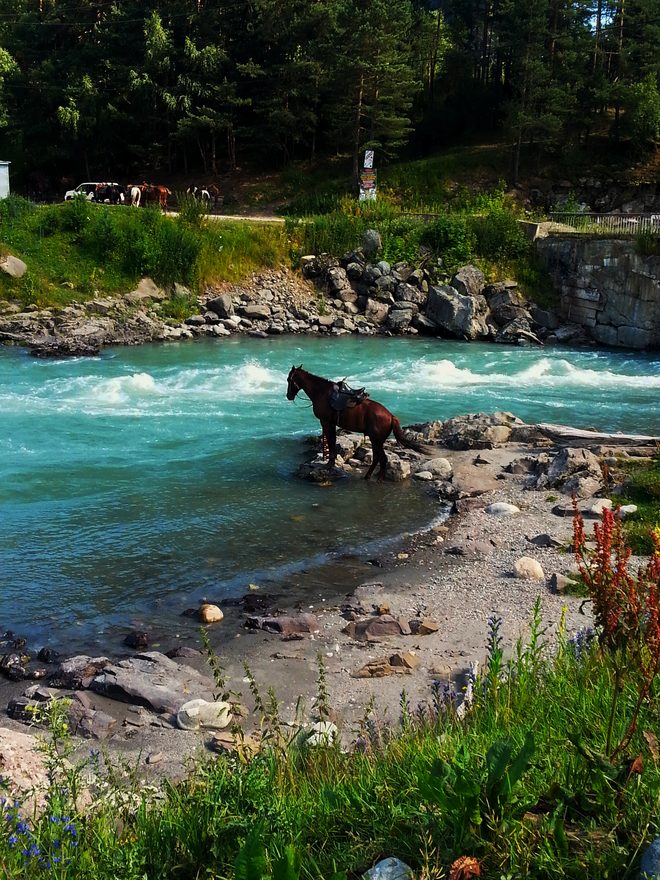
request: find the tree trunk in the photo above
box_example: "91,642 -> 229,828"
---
352,73 -> 364,190
428,10 -> 443,101
211,131 -> 217,175
227,126 -> 236,171
197,137 -> 208,174
592,0 -> 602,72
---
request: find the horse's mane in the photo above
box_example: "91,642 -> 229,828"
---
297,367 -> 334,388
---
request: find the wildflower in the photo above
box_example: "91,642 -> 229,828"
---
569,627 -> 596,661
8,834 -> 18,846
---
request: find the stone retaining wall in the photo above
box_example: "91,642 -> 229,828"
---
536,235 -> 660,349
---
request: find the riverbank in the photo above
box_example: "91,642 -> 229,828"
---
4,432 -> 656,793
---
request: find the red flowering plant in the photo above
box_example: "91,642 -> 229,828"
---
573,501 -> 660,758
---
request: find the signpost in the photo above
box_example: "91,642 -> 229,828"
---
359,150 -> 376,202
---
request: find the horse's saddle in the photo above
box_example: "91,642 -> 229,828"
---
328,380 -> 369,412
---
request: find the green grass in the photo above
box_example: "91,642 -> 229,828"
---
615,453 -> 660,554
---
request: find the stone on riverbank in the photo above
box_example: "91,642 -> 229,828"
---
176,698 -> 232,731
513,556 -> 546,581
90,651 -> 215,714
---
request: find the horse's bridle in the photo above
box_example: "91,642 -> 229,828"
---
287,370 -> 301,400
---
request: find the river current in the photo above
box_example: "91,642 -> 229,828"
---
1,335 -> 659,653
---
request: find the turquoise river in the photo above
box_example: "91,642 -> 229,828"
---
1,335 -> 659,654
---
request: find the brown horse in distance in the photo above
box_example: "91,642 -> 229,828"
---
286,365 -> 428,480
140,182 -> 171,210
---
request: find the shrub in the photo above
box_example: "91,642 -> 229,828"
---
59,195 -> 94,235
469,208 -> 529,261
420,215 -> 475,268
0,194 -> 35,224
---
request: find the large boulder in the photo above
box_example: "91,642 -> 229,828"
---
425,285 -> 489,340
327,266 -> 353,296
0,254 -> 27,278
206,292 -> 234,318
450,265 -> 486,298
90,651 -> 215,714
386,308 -> 414,332
543,447 -> 603,494
365,298 -> 390,325
394,282 -> 427,306
441,413 -> 521,449
484,283 -> 531,326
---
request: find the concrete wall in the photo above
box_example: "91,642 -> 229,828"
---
536,235 -> 660,349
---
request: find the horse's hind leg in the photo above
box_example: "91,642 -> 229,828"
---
322,420 -> 337,467
364,440 -> 387,480
376,445 -> 388,481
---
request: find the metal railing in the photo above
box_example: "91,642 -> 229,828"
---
548,212 -> 660,235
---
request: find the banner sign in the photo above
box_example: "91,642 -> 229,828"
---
359,168 -> 377,202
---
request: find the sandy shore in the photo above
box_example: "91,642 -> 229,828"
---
0,441 -> 598,787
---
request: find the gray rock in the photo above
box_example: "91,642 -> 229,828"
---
386,309 -> 413,332
244,614 -> 319,636
529,533 -> 563,547
546,447 -> 602,486
425,285 -> 489,340
0,255 -> 27,278
486,501 -> 520,516
241,303 -> 271,320
90,651 -> 215,714
422,457 -> 453,479
365,298 -> 390,324
206,292 -> 234,318
362,229 -> 382,256
365,857 -> 414,880
49,655 -> 110,689
176,699 -> 232,731
450,265 -> 486,298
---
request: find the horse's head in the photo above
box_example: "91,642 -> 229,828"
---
286,364 -> 304,400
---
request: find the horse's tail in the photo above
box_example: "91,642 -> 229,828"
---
392,417 -> 433,455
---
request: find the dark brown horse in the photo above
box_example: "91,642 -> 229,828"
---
286,365 -> 428,480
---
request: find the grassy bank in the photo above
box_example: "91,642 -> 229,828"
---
0,190 -> 558,312
1,510 -> 658,880
0,196 -> 290,310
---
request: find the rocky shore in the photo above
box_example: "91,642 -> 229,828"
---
0,231 -> 595,357
1,409 -> 657,809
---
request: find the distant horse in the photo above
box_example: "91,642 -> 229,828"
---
140,182 -> 171,210
207,183 -> 222,211
186,185 -> 211,203
286,365 -> 428,480
95,183 -> 125,205
188,183 -> 222,211
128,185 -> 141,207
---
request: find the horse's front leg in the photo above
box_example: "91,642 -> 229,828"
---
322,420 -> 337,467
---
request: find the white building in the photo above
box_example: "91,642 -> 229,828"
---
0,161 -> 10,199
